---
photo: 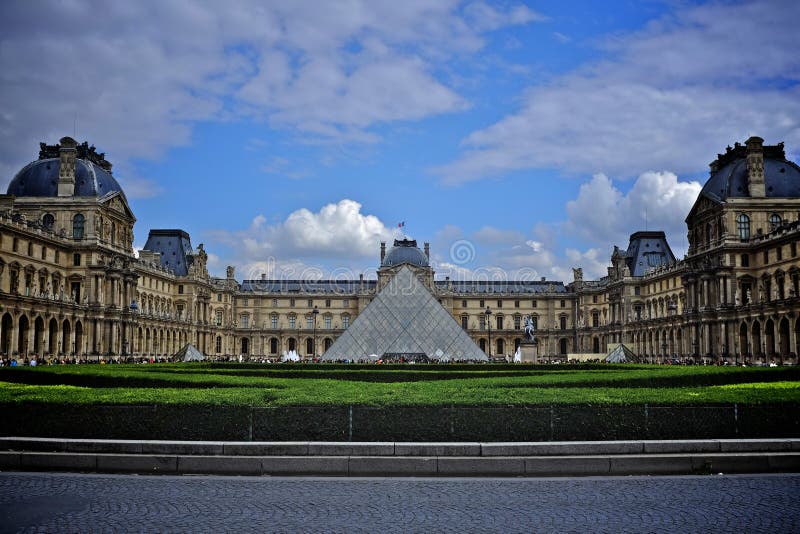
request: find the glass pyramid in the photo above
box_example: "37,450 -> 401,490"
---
322,266 -> 488,361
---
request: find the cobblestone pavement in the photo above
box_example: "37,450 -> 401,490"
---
1,472 -> 798,533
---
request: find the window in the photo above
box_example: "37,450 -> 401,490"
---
217,294 -> 222,302
530,315 -> 538,329
324,316 -> 331,329
479,315 -> 486,330
560,299 -> 566,308
215,336 -> 222,353
271,314 -> 278,329
289,316 -> 296,329
634,287 -> 640,296
243,298 -> 249,306
27,242 -> 33,256
777,246 -> 783,261
461,316 -> 468,329
532,300 -> 537,308
325,299 -> 331,308
737,214 -> 750,241
216,310 -> 223,326
514,300 -> 519,308
479,299 -> 484,308
272,298 -> 277,306
496,316 -> 503,330
306,317 -> 313,329
343,299 -> 349,307
741,254 -> 749,267
241,315 -> 249,328
42,213 -> 54,229
307,299 -> 313,307
178,285 -> 184,294
462,300 -> 467,307
513,316 -> 520,330
72,253 -> 81,266
769,213 -> 782,232
72,214 -> 85,239
592,295 -> 598,303
111,221 -> 116,245
12,237 -> 18,252
763,250 -> 769,264
792,242 -> 798,258
592,312 -> 599,327
342,315 -> 350,329
496,300 -> 502,308
560,316 -> 567,330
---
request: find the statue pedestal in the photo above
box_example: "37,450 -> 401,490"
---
519,341 -> 538,363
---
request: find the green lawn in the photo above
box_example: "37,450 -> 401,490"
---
1,363 -> 798,407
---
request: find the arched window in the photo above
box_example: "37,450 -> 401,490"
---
769,213 -> 782,232
42,213 -> 54,229
72,214 -> 85,239
736,214 -> 750,241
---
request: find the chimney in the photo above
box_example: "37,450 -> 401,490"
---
746,136 -> 765,197
424,242 -> 430,260
57,136 -> 77,197
380,241 -> 386,263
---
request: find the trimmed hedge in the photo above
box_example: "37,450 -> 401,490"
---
1,402 -> 797,441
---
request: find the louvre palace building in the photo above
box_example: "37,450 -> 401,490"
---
1,135 -> 799,364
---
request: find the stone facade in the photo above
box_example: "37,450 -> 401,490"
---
1,136 -> 799,364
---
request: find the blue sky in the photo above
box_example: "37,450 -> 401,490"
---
1,0 -> 798,282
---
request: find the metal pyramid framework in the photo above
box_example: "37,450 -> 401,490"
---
321,266 -> 488,361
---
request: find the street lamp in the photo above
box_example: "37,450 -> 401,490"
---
312,305 -> 319,359
485,306 -> 492,358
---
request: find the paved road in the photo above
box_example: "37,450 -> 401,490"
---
1,472 -> 798,533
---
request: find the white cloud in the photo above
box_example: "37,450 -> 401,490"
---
565,171 -> 701,252
209,199 -> 395,271
436,0 -> 800,184
0,1 -> 542,191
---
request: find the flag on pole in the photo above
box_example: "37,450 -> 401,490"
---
398,221 -> 405,228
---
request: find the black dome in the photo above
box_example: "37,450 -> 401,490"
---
700,141 -> 800,201
382,239 -> 429,268
8,158 -> 124,198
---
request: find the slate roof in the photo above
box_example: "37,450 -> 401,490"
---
240,280 -> 377,293
624,231 -> 676,277
142,229 -> 194,276
8,158 -> 125,198
700,143 -> 800,201
439,280 -> 568,294
382,239 -> 429,268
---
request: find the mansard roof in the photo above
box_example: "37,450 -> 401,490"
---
142,229 -> 194,276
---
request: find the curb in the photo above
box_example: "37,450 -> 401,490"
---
2,438 -> 799,477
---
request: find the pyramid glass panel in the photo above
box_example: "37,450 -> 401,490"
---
322,266 -> 487,361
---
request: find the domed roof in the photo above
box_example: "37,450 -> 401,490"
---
7,138 -> 124,198
382,239 -> 429,268
700,140 -> 800,201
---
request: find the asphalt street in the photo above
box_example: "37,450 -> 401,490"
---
1,472 -> 798,533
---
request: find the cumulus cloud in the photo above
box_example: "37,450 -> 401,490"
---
565,171 -> 701,253
436,0 -> 800,183
0,0 -> 542,191
209,199 -> 395,274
